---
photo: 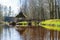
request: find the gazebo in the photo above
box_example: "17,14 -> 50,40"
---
16,11 -> 26,21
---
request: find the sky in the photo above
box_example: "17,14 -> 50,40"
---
0,0 -> 21,17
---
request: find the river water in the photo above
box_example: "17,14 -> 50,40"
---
0,25 -> 23,40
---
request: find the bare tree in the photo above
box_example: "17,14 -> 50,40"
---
0,4 -> 4,22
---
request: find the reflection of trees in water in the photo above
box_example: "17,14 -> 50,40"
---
22,27 -> 60,40
0,25 -> 3,40
0,26 -> 23,40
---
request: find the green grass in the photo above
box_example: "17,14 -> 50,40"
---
40,19 -> 60,31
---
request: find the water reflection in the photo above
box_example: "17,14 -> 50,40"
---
0,25 -> 23,40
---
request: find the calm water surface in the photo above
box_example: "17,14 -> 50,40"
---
0,25 -> 23,40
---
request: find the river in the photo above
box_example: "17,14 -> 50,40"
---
0,25 -> 24,40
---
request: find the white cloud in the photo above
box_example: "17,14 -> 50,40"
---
0,0 -> 20,17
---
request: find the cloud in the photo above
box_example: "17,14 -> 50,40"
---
0,0 -> 20,17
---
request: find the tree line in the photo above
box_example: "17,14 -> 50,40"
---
20,0 -> 60,20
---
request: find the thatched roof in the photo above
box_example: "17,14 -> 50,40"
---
16,11 -> 25,18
